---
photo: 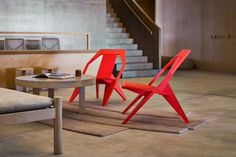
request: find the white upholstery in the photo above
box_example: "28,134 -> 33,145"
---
0,88 -> 53,114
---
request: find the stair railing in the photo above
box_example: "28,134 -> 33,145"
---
124,0 -> 153,35
108,0 -> 161,69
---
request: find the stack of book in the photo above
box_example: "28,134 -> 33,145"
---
34,72 -> 75,79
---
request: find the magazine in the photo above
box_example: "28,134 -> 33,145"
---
34,72 -> 75,79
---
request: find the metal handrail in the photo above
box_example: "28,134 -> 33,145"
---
124,0 -> 153,35
109,0 -> 160,69
132,0 -> 158,27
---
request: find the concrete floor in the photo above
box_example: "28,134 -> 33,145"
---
0,70 -> 236,157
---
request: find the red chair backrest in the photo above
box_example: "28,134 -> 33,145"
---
149,49 -> 191,92
82,49 -> 126,80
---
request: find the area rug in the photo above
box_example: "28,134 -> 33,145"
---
41,117 -> 127,137
41,100 -> 207,137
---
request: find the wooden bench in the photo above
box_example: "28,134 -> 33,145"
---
0,87 -> 63,154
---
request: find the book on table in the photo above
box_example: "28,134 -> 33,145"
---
34,72 -> 75,79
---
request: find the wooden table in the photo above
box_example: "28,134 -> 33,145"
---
15,75 -> 95,112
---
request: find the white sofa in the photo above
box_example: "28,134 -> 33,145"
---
0,87 -> 63,154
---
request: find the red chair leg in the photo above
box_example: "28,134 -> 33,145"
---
162,84 -> 189,123
122,95 -> 142,114
102,83 -> 116,106
114,83 -> 127,100
96,83 -> 99,99
122,93 -> 153,124
69,88 -> 80,103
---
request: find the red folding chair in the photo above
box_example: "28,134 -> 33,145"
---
121,49 -> 191,124
69,49 -> 127,106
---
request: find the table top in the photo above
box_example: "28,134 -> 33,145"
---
15,75 -> 96,88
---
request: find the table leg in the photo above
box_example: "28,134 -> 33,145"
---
22,70 -> 28,92
33,88 -> 40,95
79,87 -> 85,113
48,88 -> 55,98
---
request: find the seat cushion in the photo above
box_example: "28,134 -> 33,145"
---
122,81 -> 155,95
0,88 -> 53,114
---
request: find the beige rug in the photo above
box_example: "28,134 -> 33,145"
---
41,100 -> 207,137
41,117 -> 127,137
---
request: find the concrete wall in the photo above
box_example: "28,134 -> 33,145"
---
0,0 -> 106,49
155,0 -> 202,59
155,0 -> 163,56
155,0 -> 235,72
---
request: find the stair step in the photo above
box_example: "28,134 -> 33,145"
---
126,50 -> 143,56
106,17 -> 120,23
122,69 -> 158,78
116,63 -> 153,71
107,44 -> 138,50
106,12 -> 117,18
107,7 -> 115,13
107,22 -> 123,28
107,4 -> 157,78
106,28 -> 125,33
116,56 -> 148,63
106,38 -> 133,44
107,32 -> 129,38
107,4 -> 113,10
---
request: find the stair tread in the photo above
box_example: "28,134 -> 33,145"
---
125,50 -> 143,56
106,28 -> 125,33
125,56 -> 147,58
116,62 -> 153,71
117,62 -> 153,65
123,69 -> 157,72
126,50 -> 142,52
119,56 -> 147,59
106,38 -> 133,42
122,69 -> 158,78
108,43 -> 137,46
116,56 -> 148,63
107,44 -> 137,49
108,32 -> 128,35
107,23 -> 123,28
107,4 -> 157,78
107,33 -> 129,38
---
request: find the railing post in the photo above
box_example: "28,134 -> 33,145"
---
158,29 -> 162,70
86,33 -> 90,50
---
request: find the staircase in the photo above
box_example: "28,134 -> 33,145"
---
106,5 -> 158,78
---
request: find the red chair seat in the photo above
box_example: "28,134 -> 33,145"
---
122,82 -> 155,95
97,78 -> 115,84
121,49 -> 191,124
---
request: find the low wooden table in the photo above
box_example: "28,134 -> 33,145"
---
15,75 -> 95,112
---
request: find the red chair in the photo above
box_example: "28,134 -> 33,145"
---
121,49 -> 191,124
69,49 -> 127,106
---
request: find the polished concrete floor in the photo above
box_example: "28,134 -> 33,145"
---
0,70 -> 236,157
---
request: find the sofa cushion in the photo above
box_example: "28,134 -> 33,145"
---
0,88 -> 53,114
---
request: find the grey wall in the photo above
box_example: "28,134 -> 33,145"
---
156,0 -> 236,72
155,0 -> 163,56
155,0 -> 202,59
0,0 -> 106,49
